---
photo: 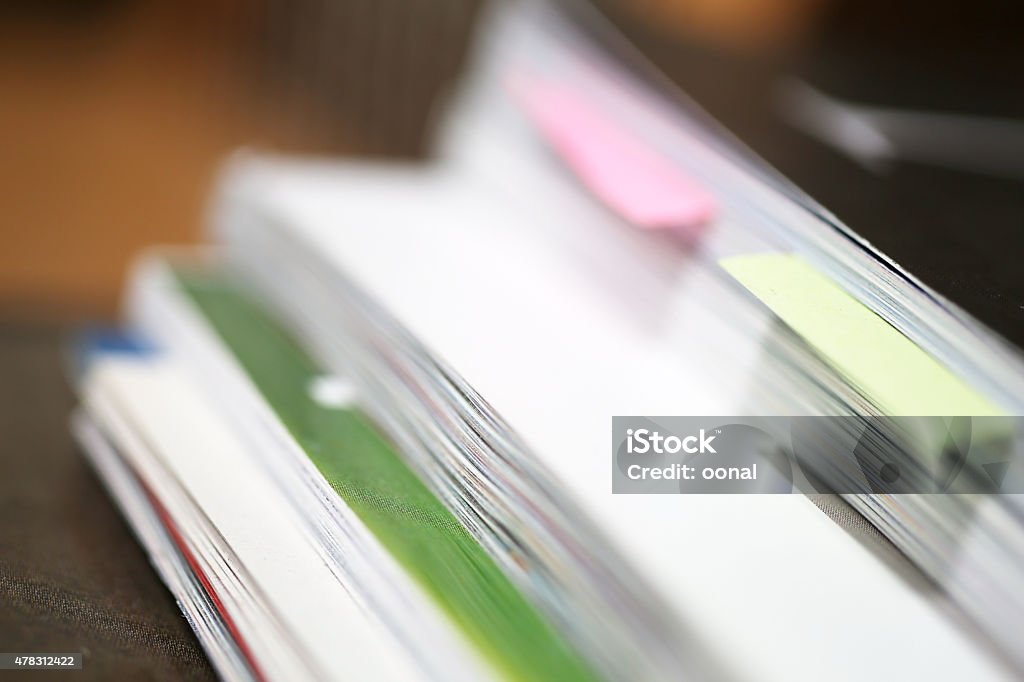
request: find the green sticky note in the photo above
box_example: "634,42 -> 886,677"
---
721,252 -> 1002,416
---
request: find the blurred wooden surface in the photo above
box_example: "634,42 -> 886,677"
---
0,3 -> 250,320
0,0 -> 482,321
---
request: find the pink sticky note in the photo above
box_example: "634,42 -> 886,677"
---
509,77 -> 716,236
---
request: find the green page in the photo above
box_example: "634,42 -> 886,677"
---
174,269 -> 599,682
721,252 -> 1002,416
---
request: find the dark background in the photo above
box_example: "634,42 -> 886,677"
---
1,0 -> 1021,677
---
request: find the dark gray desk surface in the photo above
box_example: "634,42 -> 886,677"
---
0,325 -> 214,680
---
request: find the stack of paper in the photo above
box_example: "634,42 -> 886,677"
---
71,2 -> 1024,680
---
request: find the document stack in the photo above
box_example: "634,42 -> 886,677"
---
71,2 -> 1024,680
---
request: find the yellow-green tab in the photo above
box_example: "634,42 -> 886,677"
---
721,252 -> 1002,416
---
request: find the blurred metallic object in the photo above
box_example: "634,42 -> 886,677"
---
778,79 -> 1024,179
